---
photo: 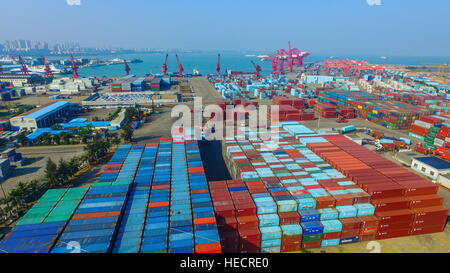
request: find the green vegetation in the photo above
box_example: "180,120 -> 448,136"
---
0,134 -> 121,226
106,108 -> 122,121
120,107 -> 138,143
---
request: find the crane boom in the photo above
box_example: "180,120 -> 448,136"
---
251,61 -> 262,78
18,56 -> 29,75
161,54 -> 169,77
42,56 -> 53,77
124,60 -> 130,76
216,53 -> 221,76
176,54 -> 184,77
70,55 -> 79,79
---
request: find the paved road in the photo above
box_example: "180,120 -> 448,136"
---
133,77 -> 221,144
1,145 -> 86,196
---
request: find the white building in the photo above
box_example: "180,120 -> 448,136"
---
411,156 -> 450,181
48,77 -> 93,94
437,173 -> 450,190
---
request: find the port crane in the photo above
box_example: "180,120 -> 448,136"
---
124,60 -> 130,76
18,56 -> 29,75
216,54 -> 221,76
161,54 -> 169,77
175,54 -> 184,77
70,55 -> 79,79
260,41 -> 309,73
251,61 -> 262,79
42,56 -> 53,77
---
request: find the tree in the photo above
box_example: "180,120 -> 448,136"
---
121,124 -> 133,142
111,136 -> 121,146
17,132 -> 29,146
45,159 -> 58,187
57,159 -> 70,185
52,134 -> 61,145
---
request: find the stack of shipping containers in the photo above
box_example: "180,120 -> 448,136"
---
409,115 -> 450,158
307,134 -> 448,240
318,90 -> 432,129
0,188 -> 87,253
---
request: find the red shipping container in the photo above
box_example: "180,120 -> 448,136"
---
413,206 -> 449,221
322,232 -> 341,240
235,201 -> 256,217
407,194 -> 444,209
376,228 -> 411,240
334,195 -> 354,206
364,184 -> 406,199
410,224 -> 446,235
413,217 -> 447,228
237,215 -> 259,229
360,227 -> 378,235
214,204 -> 235,218
376,209 -> 415,225
400,182 -> 438,196
281,243 -> 301,253
195,242 -> 221,253
341,229 -> 360,238
340,217 -> 363,230
378,221 -> 413,232
371,196 -> 411,212
217,216 -> 238,232
279,212 -> 300,225
301,241 -> 321,249
314,196 -> 336,209
360,234 -> 376,241
359,215 -> 379,228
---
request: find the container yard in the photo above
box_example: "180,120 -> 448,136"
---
0,120 -> 448,253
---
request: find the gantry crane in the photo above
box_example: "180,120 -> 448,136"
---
176,54 -> 184,77
42,56 -> 53,77
70,54 -> 79,79
216,53 -> 221,76
161,54 -> 169,77
251,61 -> 262,78
18,56 -> 29,75
124,60 -> 130,76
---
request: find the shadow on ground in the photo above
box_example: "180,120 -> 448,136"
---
198,140 -> 231,181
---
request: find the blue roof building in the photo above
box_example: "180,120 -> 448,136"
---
9,101 -> 73,131
411,156 -> 450,181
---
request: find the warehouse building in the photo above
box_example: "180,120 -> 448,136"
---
0,73 -> 46,87
411,156 -> 450,181
9,101 -> 74,131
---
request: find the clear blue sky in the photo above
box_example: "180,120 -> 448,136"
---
1,0 -> 449,56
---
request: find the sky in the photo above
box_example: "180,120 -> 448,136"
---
1,0 -> 449,56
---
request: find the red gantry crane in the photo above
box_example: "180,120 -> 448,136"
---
161,54 -> 169,77
251,61 -> 262,79
260,41 -> 309,74
216,53 -> 221,76
175,54 -> 184,77
124,60 -> 130,76
70,54 -> 79,79
42,56 -> 53,77
18,56 -> 29,75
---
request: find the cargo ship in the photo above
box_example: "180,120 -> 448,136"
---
9,64 -> 70,75
106,58 -> 143,65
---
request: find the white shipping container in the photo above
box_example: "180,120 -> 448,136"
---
414,120 -> 433,129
